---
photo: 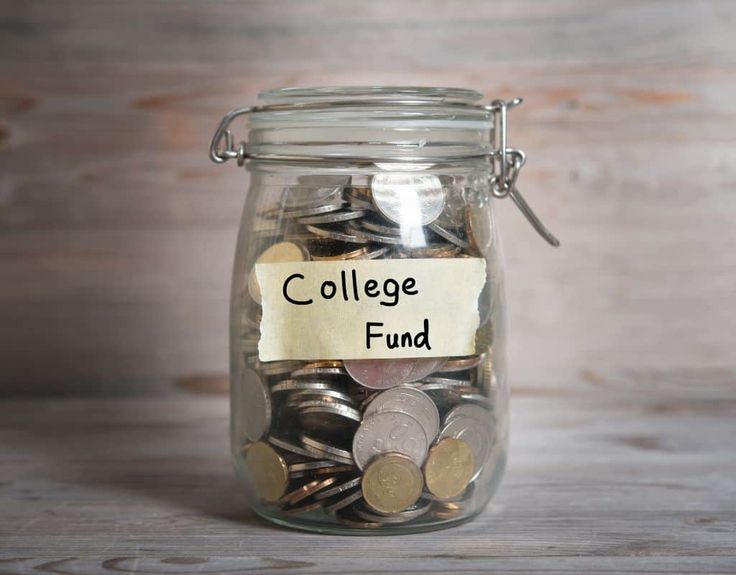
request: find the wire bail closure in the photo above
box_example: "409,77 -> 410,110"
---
486,99 -> 559,247
209,97 -> 559,246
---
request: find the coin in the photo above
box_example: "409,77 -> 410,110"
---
466,205 -> 493,256
423,437 -> 475,500
298,209 -> 366,225
305,224 -> 369,244
298,402 -> 362,436
267,436 -> 315,459
283,201 -> 345,220
402,357 -> 448,383
352,410 -> 428,469
284,175 -> 349,208
344,358 -> 416,390
271,380 -> 335,394
354,499 -> 432,523
301,434 -> 355,465
364,386 -> 440,443
279,476 -> 338,506
361,452 -> 423,514
344,221 -> 404,245
323,488 -> 364,514
233,368 -> 271,442
428,221 -> 470,250
291,363 -> 347,379
360,217 -> 401,237
441,355 -> 482,372
313,476 -> 362,500
370,173 -> 445,226
423,376 -> 472,387
288,460 -> 344,474
248,241 -> 309,304
249,359 -> 303,375
243,441 -> 288,503
440,405 -> 493,480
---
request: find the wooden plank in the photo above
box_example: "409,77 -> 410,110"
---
0,385 -> 734,571
1,0 -> 736,390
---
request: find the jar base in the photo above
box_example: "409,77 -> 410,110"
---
253,506 -> 484,536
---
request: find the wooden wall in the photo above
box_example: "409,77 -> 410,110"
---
1,1 -> 735,394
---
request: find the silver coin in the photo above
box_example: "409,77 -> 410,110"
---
314,476 -> 362,501
360,218 -> 402,237
364,386 -> 440,443
423,376 -> 472,387
300,434 -> 355,465
440,406 -> 494,480
402,357 -> 448,383
445,403 -> 492,423
345,222 -> 403,245
305,224 -> 369,244
233,368 -> 271,443
344,358 -> 416,390
271,380 -> 335,394
360,245 -> 392,259
288,460 -> 344,474
298,209 -> 367,225
435,185 -> 467,230
267,435 -> 315,458
428,221 -> 470,250
354,500 -> 432,523
323,488 -> 364,514
249,359 -> 303,375
284,175 -> 349,208
291,364 -> 347,379
370,173 -> 445,226
459,392 -> 493,410
352,411 -> 428,470
286,388 -> 355,405
298,402 -> 362,434
283,200 -> 345,219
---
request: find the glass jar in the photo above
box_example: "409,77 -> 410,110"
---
210,86 -> 558,534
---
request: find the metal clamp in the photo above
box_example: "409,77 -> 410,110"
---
487,99 -> 560,247
208,106 -> 251,166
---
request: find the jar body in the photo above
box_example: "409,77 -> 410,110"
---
230,158 -> 508,534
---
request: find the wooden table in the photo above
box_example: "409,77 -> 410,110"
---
2,380 -> 734,574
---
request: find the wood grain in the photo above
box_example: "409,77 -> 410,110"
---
0,382 -> 734,572
1,0 -> 736,391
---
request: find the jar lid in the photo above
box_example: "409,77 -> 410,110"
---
246,86 -> 494,162
258,86 -> 484,105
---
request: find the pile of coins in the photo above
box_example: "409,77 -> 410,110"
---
236,173 -> 499,529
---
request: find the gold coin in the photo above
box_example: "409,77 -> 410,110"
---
247,241 -> 309,304
423,437 -> 475,500
361,453 -> 423,514
243,441 -> 288,503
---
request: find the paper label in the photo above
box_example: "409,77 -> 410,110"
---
256,258 -> 486,361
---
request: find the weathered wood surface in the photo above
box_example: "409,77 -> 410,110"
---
1,0 -> 736,391
1,382 -> 735,573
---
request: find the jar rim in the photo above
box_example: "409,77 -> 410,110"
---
258,86 -> 484,105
